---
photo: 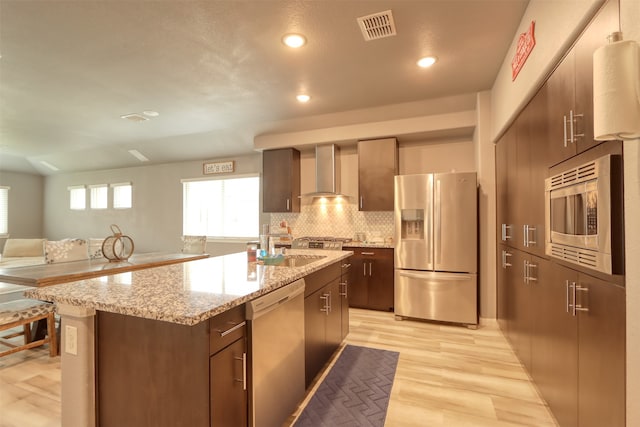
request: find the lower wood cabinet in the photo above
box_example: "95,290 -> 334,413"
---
210,305 -> 247,427
303,262 -> 346,387
497,247 -> 625,427
348,248 -> 394,311
340,259 -> 351,340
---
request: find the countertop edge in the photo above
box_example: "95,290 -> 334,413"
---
25,250 -> 353,326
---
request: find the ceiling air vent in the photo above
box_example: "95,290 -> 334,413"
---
357,10 -> 396,41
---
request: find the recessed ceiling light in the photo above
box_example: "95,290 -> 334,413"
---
296,94 -> 311,103
120,113 -> 149,122
282,33 -> 307,48
417,56 -> 437,68
142,110 -> 160,117
40,161 -> 59,171
128,149 -> 149,162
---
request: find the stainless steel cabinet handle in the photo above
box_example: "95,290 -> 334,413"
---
320,293 -> 330,314
368,262 -> 372,276
501,250 -> 512,268
341,263 -> 351,268
563,115 -> 569,147
328,291 -> 332,313
528,262 -> 537,282
501,224 -> 513,241
575,285 -> 589,312
339,281 -> 348,297
363,263 -> 367,276
215,321 -> 246,337
566,280 -> 570,314
572,111 -> 584,141
361,252 -> 375,255
286,198 -> 290,211
569,110 -> 575,144
360,196 -> 363,209
570,281 -> 578,316
234,353 -> 247,390
524,224 -> 537,247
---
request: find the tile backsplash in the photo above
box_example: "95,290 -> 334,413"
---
268,198 -> 394,241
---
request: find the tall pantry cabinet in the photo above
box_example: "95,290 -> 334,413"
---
495,1 -> 624,426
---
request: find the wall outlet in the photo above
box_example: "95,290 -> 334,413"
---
65,325 -> 78,355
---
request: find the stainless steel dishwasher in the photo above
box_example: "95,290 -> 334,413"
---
246,278 -> 305,427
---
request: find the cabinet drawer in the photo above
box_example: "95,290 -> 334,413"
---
304,262 -> 341,296
210,305 -> 246,355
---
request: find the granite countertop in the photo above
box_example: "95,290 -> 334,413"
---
25,249 -> 352,326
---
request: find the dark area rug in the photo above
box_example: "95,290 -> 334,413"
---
294,345 -> 399,427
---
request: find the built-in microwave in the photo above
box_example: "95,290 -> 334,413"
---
545,154 -> 624,275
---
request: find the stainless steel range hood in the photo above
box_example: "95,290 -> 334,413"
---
300,144 -> 347,198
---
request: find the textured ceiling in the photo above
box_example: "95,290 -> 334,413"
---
0,0 -> 529,175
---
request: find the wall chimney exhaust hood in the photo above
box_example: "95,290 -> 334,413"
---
300,144 -> 347,198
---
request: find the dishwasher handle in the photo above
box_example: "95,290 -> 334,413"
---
246,279 -> 305,320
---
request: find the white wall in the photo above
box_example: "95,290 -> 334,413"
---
621,0 -> 640,424
43,154 -> 266,255
0,170 -> 44,250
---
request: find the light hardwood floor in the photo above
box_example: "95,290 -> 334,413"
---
0,309 -> 557,427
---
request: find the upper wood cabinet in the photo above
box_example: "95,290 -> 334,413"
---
545,0 -> 619,167
357,138 -> 398,211
496,88 -> 548,257
262,148 -> 300,213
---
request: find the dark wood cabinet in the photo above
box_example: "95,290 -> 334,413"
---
576,273 -> 626,427
340,259 -> 351,340
545,0 -> 619,166
497,250 -> 625,427
348,248 -> 394,311
262,148 -> 300,212
497,89 -> 548,256
210,338 -> 247,427
357,138 -> 398,211
303,262 -> 345,387
210,305 -> 247,427
531,262 -> 579,427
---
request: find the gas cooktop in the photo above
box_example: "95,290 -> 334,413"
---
291,237 -> 352,250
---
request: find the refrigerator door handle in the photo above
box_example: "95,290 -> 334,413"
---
435,178 -> 441,265
396,270 -> 470,281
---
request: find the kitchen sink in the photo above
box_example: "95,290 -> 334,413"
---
273,255 -> 326,268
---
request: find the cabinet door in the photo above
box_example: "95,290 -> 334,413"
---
210,338 -> 247,427
357,138 -> 398,211
340,261 -> 351,340
504,125 -> 519,247
525,88 -> 549,257
262,148 -> 300,213
545,53 -> 576,166
496,245 -> 512,333
304,288 -> 328,387
366,249 -> 394,311
325,279 -> 343,353
532,261 -> 578,427
574,0 -> 619,153
348,253 -> 369,308
508,250 -> 533,371
577,275 -> 625,427
496,132 -> 511,245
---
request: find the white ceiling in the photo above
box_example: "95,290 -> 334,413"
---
0,0 -> 529,175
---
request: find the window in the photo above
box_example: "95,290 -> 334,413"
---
68,186 -> 86,210
112,182 -> 132,209
183,175 -> 259,239
90,184 -> 108,209
0,186 -> 9,236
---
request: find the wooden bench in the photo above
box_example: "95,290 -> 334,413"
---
0,299 -> 57,358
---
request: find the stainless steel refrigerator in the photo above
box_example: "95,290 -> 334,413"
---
394,172 -> 477,325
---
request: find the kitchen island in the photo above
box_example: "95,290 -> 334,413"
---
26,249 -> 352,427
